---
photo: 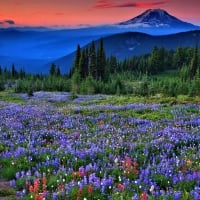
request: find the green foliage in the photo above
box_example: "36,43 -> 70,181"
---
175,180 -> 196,192
111,167 -> 122,181
84,75 -> 95,94
16,177 -> 26,190
0,188 -> 16,197
180,64 -> 190,82
173,47 -> 186,68
14,76 -> 70,93
153,174 -> 171,190
148,46 -> 164,73
1,166 -> 18,180
0,80 -> 5,91
47,175 -> 58,190
0,144 -> 7,153
189,45 -> 199,80
148,196 -> 174,200
70,69 -> 81,98
111,191 -> 133,200
27,87 -> 34,97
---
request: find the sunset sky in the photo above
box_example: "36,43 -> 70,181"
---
0,0 -> 199,28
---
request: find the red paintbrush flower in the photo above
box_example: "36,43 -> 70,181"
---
88,184 -> 93,194
141,191 -> 148,200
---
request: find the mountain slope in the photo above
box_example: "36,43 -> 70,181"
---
51,30 -> 200,73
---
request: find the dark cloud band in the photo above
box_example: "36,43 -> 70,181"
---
0,19 -> 15,25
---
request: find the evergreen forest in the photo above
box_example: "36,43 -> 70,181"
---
1,39 -> 200,97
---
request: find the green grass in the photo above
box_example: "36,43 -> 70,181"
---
59,93 -> 200,119
0,188 -> 16,197
117,107 -> 173,121
0,89 -> 24,103
84,95 -> 200,106
1,89 -> 200,106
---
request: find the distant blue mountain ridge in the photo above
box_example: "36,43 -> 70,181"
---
0,9 -> 199,74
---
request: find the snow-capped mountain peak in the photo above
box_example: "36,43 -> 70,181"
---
118,9 -> 198,29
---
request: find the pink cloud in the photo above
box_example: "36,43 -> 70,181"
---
92,0 -> 167,9
93,0 -> 113,9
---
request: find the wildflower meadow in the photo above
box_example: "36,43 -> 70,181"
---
0,95 -> 200,200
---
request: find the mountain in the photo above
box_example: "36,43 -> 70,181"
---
51,30 -> 200,73
118,9 -> 199,33
0,28 -> 107,73
0,9 -> 200,73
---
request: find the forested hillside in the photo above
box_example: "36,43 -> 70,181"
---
0,40 -> 200,97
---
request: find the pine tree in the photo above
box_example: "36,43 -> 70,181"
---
50,63 -> 56,76
74,44 -> 81,72
189,44 -> 199,80
4,67 -> 11,79
19,68 -> 26,79
70,69 -> 81,99
11,64 -> 17,78
108,55 -> 117,74
0,65 -> 4,90
173,47 -> 185,68
85,75 -> 94,94
198,49 -> 200,79
89,41 -> 97,79
165,49 -> 174,70
180,64 -> 189,82
147,46 -> 166,73
79,48 -> 89,79
56,66 -> 61,77
96,38 -> 106,80
0,79 -> 5,91
148,46 -> 160,74
158,47 -> 165,71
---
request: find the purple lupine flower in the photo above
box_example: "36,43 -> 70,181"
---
9,180 -> 16,187
15,172 -> 20,179
132,194 -> 139,200
72,132 -> 80,140
52,192 -> 57,200
194,191 -> 200,200
174,191 -> 181,200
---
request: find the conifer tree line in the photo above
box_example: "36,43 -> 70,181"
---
69,39 -> 200,96
70,38 -> 106,81
0,64 -> 70,93
71,40 -> 200,79
0,39 -> 200,97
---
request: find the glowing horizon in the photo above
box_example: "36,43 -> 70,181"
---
0,0 -> 199,28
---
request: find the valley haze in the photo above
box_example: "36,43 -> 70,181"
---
0,9 -> 199,74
